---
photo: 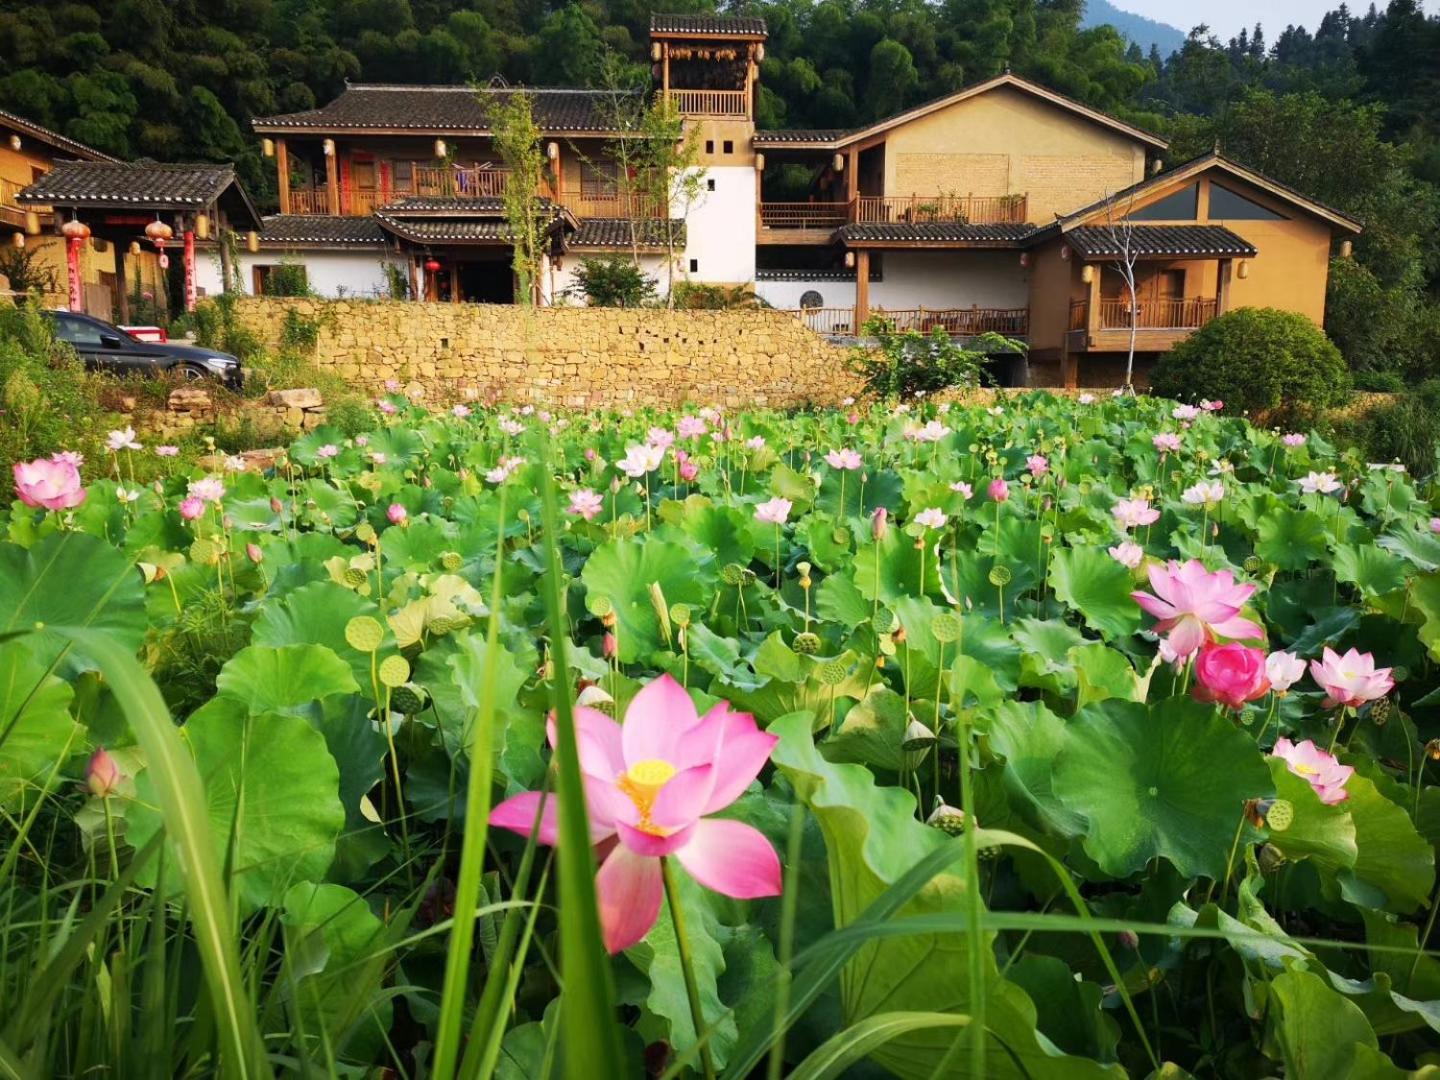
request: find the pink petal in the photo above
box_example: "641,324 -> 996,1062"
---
595,844 -> 664,953
615,819 -> 696,857
621,674 -> 700,766
702,729 -> 778,814
1166,617 -> 1208,658
651,764 -> 716,829
1209,614 -> 1264,642
675,819 -> 782,899
1132,592 -> 1177,620
490,791 -> 560,846
548,706 -> 626,781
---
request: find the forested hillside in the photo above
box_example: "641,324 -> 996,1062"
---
0,0 -> 1437,380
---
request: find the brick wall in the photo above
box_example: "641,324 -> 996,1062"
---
233,298 -> 864,407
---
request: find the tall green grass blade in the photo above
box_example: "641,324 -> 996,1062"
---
432,487 -> 508,1078
0,1033 -> 28,1080
536,437 -> 624,1079
789,1012 -> 972,1080
55,627 -> 271,1080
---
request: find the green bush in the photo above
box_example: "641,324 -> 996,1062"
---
1351,369 -> 1407,393
850,318 -> 1021,399
1338,379 -> 1440,479
1150,307 -> 1351,420
326,398 -> 375,438
569,256 -> 657,307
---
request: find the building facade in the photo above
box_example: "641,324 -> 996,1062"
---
232,13 -> 1358,386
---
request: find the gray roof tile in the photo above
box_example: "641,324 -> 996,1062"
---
1066,224 -> 1257,259
18,161 -> 239,207
254,85 -> 639,134
571,218 -> 685,249
258,215 -> 387,245
838,222 -> 1035,245
649,14 -> 767,36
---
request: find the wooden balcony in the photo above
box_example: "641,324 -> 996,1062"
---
557,189 -> 666,220
854,193 -> 1029,226
666,89 -> 748,117
0,176 -> 47,227
1068,296 -> 1218,351
782,305 -> 1029,339
288,188 -> 331,215
413,165 -> 510,199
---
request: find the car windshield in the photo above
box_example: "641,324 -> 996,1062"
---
47,312 -> 138,345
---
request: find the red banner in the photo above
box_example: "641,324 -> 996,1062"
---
183,229 -> 197,312
66,237 -> 83,312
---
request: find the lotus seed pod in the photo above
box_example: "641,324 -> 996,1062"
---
1265,799 -> 1294,832
1426,739 -> 1440,761
988,564 -> 1012,587
901,718 -> 937,751
931,612 -> 962,643
345,615 -> 385,653
796,561 -> 811,578
879,635 -> 897,657
1370,696 -> 1391,725
792,631 -> 821,655
721,563 -> 746,586
587,594 -> 614,618
356,522 -> 376,544
391,683 -> 428,715
669,604 -> 691,628
1257,844 -> 1288,874
926,800 -> 966,836
740,568 -> 758,587
818,658 -> 850,685
441,551 -> 463,571
873,608 -> 897,633
343,566 -> 369,588
1242,555 -> 1264,573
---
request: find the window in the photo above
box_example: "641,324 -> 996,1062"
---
393,160 -> 414,192
705,139 -> 715,154
1129,183 -> 1199,221
722,139 -> 733,154
689,258 -> 699,272
252,264 -> 308,296
580,160 -> 619,200
1208,182 -> 1286,221
706,178 -> 715,191
52,314 -> 105,345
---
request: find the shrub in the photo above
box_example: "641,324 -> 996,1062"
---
569,256 -> 657,307
850,318 -> 1022,399
266,261 -> 312,297
1351,369 -> 1407,393
1150,307 -> 1350,420
326,397 -> 375,438
192,294 -> 262,359
1339,379 -> 1440,479
671,282 -> 763,310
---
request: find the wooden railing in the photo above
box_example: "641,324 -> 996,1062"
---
870,306 -> 1029,337
557,189 -> 667,220
1069,298 -> 1089,331
289,189 -> 331,215
1096,296 -> 1218,330
784,307 -> 856,334
413,165 -> 511,199
759,202 -> 850,230
666,89 -> 749,117
854,193 -> 1029,225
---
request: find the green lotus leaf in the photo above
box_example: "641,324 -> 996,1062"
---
1047,546 -> 1141,640
252,581 -> 393,692
0,639 -> 82,809
1331,543 -> 1409,598
580,536 -> 715,661
1053,698 -> 1272,878
1342,774 -> 1434,914
215,644 -> 360,714
1255,508 -> 1329,570
1269,968 -> 1385,1080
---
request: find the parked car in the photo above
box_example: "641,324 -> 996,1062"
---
42,310 -> 243,390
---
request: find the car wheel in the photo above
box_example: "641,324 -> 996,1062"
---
179,364 -> 210,381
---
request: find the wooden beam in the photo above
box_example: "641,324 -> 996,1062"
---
276,138 -> 290,215
325,145 -> 339,217
1216,257 -> 1232,314
855,249 -> 870,327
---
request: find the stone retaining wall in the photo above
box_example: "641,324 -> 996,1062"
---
233,298 -> 863,407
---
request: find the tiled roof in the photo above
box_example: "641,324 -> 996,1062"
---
571,218 -> 685,249
1066,224 -> 1257,259
376,217 -> 520,243
753,129 -> 852,146
838,222 -> 1035,245
18,161 -> 239,207
379,195 -> 511,215
650,14 -> 767,36
254,85 -> 639,134
0,108 -> 118,162
257,215 -> 388,245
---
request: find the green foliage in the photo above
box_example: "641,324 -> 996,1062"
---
490,90 -> 546,306
670,282 -> 762,310
265,261 -> 312,298
569,256 -> 657,307
850,319 -> 1021,400
1150,307 -> 1351,419
1336,379 -> 1440,479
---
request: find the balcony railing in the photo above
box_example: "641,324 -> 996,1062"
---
666,89 -> 748,117
783,305 -> 1028,338
289,188 -> 331,215
1072,296 -> 1218,330
759,202 -> 850,230
784,307 -> 856,334
412,165 -> 511,199
854,194 -> 1029,226
557,189 -> 667,220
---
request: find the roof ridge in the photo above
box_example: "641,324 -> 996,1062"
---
339,84 -> 633,94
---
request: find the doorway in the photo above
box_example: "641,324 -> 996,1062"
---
458,260 -> 514,303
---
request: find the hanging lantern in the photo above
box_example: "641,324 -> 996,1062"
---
843,251 -> 855,269
1338,240 -> 1353,259
61,218 -> 91,241
1237,259 -> 1251,279
194,213 -> 210,240
24,210 -> 40,236
322,138 -> 336,157
10,231 -> 23,249
546,141 -> 559,161
262,138 -> 275,157
1081,264 -> 1095,283
145,219 -> 173,246
756,43 -> 765,61
246,230 -> 260,253
8,134 -> 20,151
433,139 -> 447,159
755,153 -> 765,171
425,257 -> 442,273
651,42 -> 661,61
129,240 -> 141,256
1019,252 -> 1031,268
832,153 -> 845,172
1059,244 -> 1070,261
159,253 -> 170,269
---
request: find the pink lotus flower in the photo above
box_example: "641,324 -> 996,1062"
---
1182,480 -> 1225,506
1298,471 -> 1342,495
677,416 -> 707,439
950,481 -> 973,499
754,497 -> 792,525
178,497 -> 205,521
86,746 -> 123,798
1266,651 -> 1307,693
188,476 -> 226,504
1429,517 -> 1440,535
1172,404 -> 1201,421
871,507 -> 888,540
378,400 -> 398,416
914,507 -> 948,530
13,457 -> 86,510
1153,433 -> 1182,453
490,675 -> 781,952
825,448 -> 863,470
453,404 -> 472,418
1193,643 -> 1270,710
1026,454 -> 1049,477
316,444 -> 339,460
584,448 -> 597,462
1271,737 -> 1353,805
568,488 -> 604,520
106,427 -> 142,452
245,542 -> 263,564
387,503 -> 408,525
1308,647 -> 1394,709
51,450 -> 84,467
1112,497 -> 1160,529
1282,433 -> 1307,448
1077,393 -> 1096,405
498,417 -> 525,436
1108,541 -> 1144,568
1200,399 -> 1224,412
647,426 -> 675,450
745,435 -> 766,450
847,412 -> 860,425
679,459 -> 699,482
1132,559 -> 1263,658
154,445 -> 180,458
987,478 -> 1009,502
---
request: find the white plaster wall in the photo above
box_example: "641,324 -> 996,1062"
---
194,247 -> 402,299
544,253 -> 673,305
868,250 -> 1029,311
754,278 -> 858,310
679,165 -> 756,285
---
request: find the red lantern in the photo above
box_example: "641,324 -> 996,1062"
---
61,219 -> 91,241
145,219 -> 173,250
424,258 -> 442,273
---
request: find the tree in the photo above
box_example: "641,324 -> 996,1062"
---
630,94 -> 705,308
490,90 -> 547,306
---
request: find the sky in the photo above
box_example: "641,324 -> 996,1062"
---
1115,0 -> 1434,39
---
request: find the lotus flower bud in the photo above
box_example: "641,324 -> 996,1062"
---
602,631 -> 618,659
1117,930 -> 1139,951
270,497 -> 283,514
871,507 -> 888,541
245,542 -> 263,564
86,746 -> 123,798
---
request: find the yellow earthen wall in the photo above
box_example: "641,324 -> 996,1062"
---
233,297 -> 863,406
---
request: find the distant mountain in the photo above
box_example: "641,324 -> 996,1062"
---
1082,0 -> 1187,58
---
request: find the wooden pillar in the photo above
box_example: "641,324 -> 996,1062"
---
409,257 -> 420,302
1216,257 -> 1232,315
662,42 -> 670,98
855,248 -> 870,329
1085,262 -> 1101,336
1061,345 -> 1078,390
325,145 -> 340,217
113,239 -> 130,323
276,138 -> 291,215
450,263 -> 460,303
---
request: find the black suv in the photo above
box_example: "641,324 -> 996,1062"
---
42,310 -> 243,390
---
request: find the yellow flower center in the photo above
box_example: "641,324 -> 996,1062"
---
1293,763 -> 1319,776
616,758 -> 678,834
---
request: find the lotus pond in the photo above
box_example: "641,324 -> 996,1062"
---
3,391 -> 1440,1079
